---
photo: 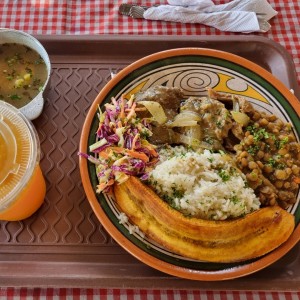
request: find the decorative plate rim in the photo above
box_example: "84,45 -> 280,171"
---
79,48 -> 300,281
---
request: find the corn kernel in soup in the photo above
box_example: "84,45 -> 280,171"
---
0,43 -> 47,108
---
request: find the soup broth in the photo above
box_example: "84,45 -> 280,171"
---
0,43 -> 47,108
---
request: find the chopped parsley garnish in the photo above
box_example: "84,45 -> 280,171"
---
243,180 -> 249,188
230,195 -> 240,204
204,136 -> 214,145
246,125 -> 270,142
229,167 -> 237,176
171,185 -> 184,199
218,169 -> 230,182
247,145 -> 259,155
216,120 -> 222,128
25,67 -> 33,75
246,124 -> 257,134
276,163 -> 286,170
275,136 -> 289,149
253,128 -> 269,142
8,94 -> 21,100
266,157 -> 286,169
266,157 -> 276,168
32,78 -> 42,87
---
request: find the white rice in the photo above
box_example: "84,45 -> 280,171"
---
118,212 -> 129,224
148,146 -> 260,220
118,212 -> 145,238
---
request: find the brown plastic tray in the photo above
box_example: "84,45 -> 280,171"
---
0,35 -> 299,290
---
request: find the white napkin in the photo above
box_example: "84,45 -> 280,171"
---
143,0 -> 278,33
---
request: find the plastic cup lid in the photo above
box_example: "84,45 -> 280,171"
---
0,101 -> 39,209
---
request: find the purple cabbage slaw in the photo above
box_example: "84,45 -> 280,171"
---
79,95 -> 159,193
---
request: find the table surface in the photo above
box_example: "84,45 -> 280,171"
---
0,0 -> 300,298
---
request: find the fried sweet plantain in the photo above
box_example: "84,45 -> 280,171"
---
114,176 -> 295,263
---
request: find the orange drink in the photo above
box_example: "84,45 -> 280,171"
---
0,101 -> 46,221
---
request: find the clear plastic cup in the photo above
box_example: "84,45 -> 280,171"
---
0,101 -> 46,220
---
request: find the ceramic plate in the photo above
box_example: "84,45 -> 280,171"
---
79,48 -> 300,281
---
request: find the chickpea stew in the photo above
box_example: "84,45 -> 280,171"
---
206,91 -> 300,208
234,106 -> 300,208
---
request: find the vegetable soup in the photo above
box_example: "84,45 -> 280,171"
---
0,43 -> 47,108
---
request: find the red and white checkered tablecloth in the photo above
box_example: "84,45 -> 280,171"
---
0,0 -> 300,298
0,0 -> 299,85
0,289 -> 300,300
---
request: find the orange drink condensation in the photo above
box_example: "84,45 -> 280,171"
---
0,101 -> 46,221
